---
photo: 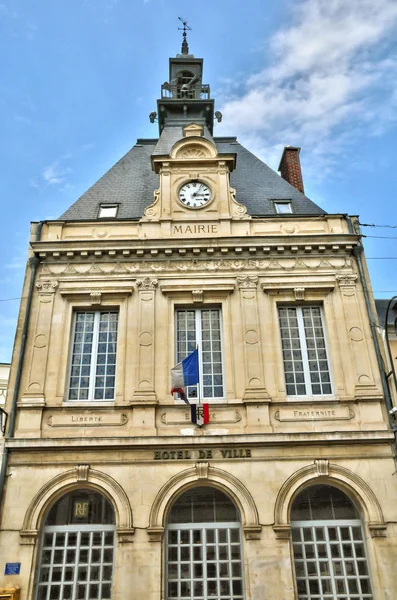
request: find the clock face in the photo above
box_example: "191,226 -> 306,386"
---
178,181 -> 212,208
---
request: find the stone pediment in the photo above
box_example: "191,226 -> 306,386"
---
183,123 -> 204,137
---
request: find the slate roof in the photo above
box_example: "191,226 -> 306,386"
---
152,125 -> 215,155
60,136 -> 326,220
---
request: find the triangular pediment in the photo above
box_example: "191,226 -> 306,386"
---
183,123 -> 204,137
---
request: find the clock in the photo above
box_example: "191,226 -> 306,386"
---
178,180 -> 212,208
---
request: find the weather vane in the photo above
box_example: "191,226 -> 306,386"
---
178,16 -> 191,55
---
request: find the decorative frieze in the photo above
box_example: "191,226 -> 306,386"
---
39,256 -> 354,277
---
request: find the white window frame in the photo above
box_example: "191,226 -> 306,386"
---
278,305 -> 333,399
98,204 -> 118,218
166,521 -> 244,600
274,201 -> 292,214
291,519 -> 373,599
174,307 -> 225,402
36,524 -> 116,600
67,311 -> 118,402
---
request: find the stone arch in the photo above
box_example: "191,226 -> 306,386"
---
170,136 -> 217,160
20,465 -> 134,545
273,461 -> 386,539
147,463 -> 261,541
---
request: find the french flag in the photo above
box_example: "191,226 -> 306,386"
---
171,349 -> 199,405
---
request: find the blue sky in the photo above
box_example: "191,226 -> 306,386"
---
1,0 -> 397,362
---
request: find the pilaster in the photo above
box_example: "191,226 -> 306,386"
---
132,278 -> 158,407
237,276 -> 270,403
336,273 -> 382,398
21,280 -> 58,405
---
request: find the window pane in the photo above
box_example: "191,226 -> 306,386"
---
279,306 -> 332,396
175,308 -> 224,400
37,493 -> 115,600
68,312 -> 118,401
291,485 -> 372,600
278,307 -> 305,396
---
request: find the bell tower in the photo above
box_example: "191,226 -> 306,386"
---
156,19 -> 215,134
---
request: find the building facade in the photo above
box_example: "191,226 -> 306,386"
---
0,363 -> 10,457
1,39 -> 397,600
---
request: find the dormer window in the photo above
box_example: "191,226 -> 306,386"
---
274,201 -> 292,214
98,204 -> 118,219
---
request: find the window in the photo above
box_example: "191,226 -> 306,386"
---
278,306 -> 332,396
166,487 -> 244,600
36,490 -> 115,600
175,308 -> 224,400
98,204 -> 118,218
68,311 -> 118,401
291,485 -> 373,599
274,201 -> 292,214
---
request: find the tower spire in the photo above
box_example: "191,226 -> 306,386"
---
178,17 -> 191,55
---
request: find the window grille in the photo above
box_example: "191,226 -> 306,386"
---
291,486 -> 373,600
166,487 -> 244,600
175,308 -> 224,400
68,312 -> 118,401
278,306 -> 332,396
36,491 -> 115,600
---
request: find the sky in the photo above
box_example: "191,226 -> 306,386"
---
1,0 -> 397,362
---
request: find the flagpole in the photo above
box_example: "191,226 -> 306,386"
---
197,343 -> 201,407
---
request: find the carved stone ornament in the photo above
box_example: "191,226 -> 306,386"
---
294,287 -> 305,300
236,276 -> 258,289
315,459 -> 329,476
336,273 -> 358,287
144,189 -> 160,219
180,147 -> 207,158
136,277 -> 158,289
36,280 -> 58,294
90,292 -> 102,305
196,462 -> 209,479
230,187 -> 248,217
42,256 -> 354,277
192,289 -> 203,303
76,465 -> 90,481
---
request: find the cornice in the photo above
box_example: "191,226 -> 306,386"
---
5,430 -> 394,452
31,234 -> 358,262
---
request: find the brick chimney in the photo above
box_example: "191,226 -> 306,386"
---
278,146 -> 304,193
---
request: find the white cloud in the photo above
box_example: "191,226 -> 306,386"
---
42,161 -> 72,186
217,0 -> 397,178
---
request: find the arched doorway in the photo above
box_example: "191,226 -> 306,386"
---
291,484 -> 373,599
35,489 -> 116,600
166,486 -> 244,599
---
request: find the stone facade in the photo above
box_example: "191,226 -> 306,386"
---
1,43 -> 396,600
0,363 -> 10,456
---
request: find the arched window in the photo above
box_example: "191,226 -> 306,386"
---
166,486 -> 244,600
291,485 -> 373,599
36,489 -> 116,600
